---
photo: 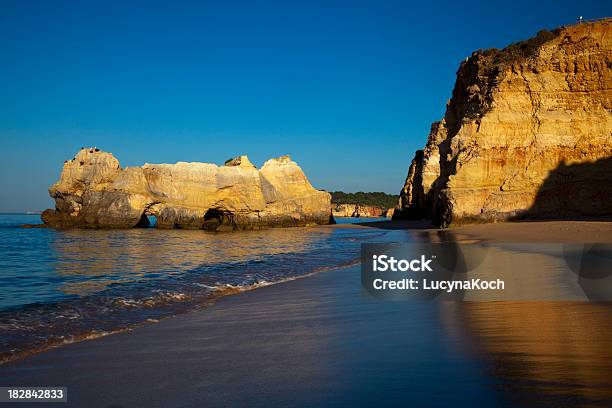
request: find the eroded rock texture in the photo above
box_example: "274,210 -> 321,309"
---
394,20 -> 612,226
332,204 -> 388,218
42,149 -> 334,230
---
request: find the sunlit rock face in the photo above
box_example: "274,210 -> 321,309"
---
332,204 -> 388,218
394,19 -> 612,227
42,148 -> 334,230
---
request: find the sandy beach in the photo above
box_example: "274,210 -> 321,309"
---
341,219 -> 612,243
2,4 -> 610,406
2,220 -> 612,407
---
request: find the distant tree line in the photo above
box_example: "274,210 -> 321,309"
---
330,191 -> 399,208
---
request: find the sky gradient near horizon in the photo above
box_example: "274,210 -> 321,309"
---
0,0 -> 609,212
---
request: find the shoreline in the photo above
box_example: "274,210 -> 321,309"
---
333,219 -> 612,242
2,220 -> 612,406
0,256 -> 363,366
1,264 -> 372,407
2,220 -> 612,364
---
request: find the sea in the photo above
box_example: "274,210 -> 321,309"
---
0,214 -> 390,362
2,214 -> 612,406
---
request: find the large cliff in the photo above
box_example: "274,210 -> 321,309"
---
394,19 -> 612,226
42,148 -> 334,230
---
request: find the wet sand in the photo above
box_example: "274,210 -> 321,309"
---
2,220 -> 612,407
1,263 -> 496,408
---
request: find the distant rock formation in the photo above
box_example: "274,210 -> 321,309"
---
332,204 -> 388,218
42,148 -> 334,230
394,19 -> 612,227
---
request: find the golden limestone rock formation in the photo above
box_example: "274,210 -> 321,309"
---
394,19 -> 612,227
331,204 -> 388,218
42,148 -> 333,230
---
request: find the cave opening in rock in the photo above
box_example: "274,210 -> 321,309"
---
204,208 -> 222,222
135,212 -> 151,228
140,207 -> 159,228
203,208 -> 227,230
147,215 -> 158,227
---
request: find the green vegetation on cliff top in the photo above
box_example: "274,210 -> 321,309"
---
330,191 -> 399,208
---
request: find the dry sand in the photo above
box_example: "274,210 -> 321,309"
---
335,219 -> 612,243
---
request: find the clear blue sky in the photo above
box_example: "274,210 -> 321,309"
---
0,0 -> 608,212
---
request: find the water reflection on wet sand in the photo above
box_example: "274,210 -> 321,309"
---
413,227 -> 612,406
443,300 -> 612,406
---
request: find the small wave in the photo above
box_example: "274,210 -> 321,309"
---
0,227 -> 391,364
0,258 -> 364,364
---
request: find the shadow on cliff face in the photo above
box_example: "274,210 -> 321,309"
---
392,27 -> 573,228
512,157 -> 612,221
